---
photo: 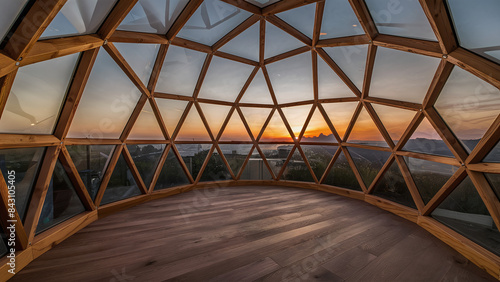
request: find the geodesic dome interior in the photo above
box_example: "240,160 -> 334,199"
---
0,0 -> 500,279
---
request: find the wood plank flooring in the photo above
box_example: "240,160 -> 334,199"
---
12,186 -> 497,281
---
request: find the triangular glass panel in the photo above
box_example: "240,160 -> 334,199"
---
259,144 -> 293,178
266,52 -> 314,104
320,0 -> 364,39
484,141 -> 500,163
114,43 -> 159,86
239,69 -> 274,105
404,157 -> 457,204
155,98 -> 189,135
324,151 -> 362,191
198,56 -> 255,102
128,102 -> 164,140
372,162 -> 417,209
281,105 -> 312,138
218,22 -> 259,62
68,49 -> 142,139
0,147 -> 45,221
348,107 -> 388,148
177,0 -> 251,46
101,154 -> 142,205
176,144 -> 212,180
276,3 -> 315,39
66,145 -> 115,201
281,148 -> 314,182
244,0 -> 280,8
117,0 -> 189,34
302,109 -> 336,142
372,104 -> 416,145
176,106 -> 211,141
365,0 -> 437,41
432,176 -> 500,257
199,103 -> 231,138
0,53 -> 79,134
370,47 -> 441,104
240,149 -> 273,180
435,67 -> 500,152
348,147 -> 391,188
200,149 -> 232,182
219,144 -> 253,176
156,45 -> 207,96
220,111 -> 252,141
240,107 -> 273,139
36,161 -> 86,234
260,111 -> 293,142
403,118 -> 454,157
322,102 -> 358,139
318,55 -> 357,99
127,144 -> 165,188
265,22 -> 306,59
323,45 -> 367,91
41,0 -> 117,39
302,145 -> 337,180
0,0 -> 29,43
485,173 -> 500,201
154,149 -> 190,190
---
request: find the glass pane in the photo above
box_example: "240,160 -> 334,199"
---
155,98 -> 189,135
199,150 -> 231,182
435,67 -> 500,152
276,3 -> 315,39
156,45 -> 207,96
318,55 -> 356,99
432,177 -> 500,257
36,161 -> 86,234
0,230 -> 7,258
114,43 -> 159,86
176,144 -> 211,180
484,141 -> 500,163
447,0 -> 500,64
101,155 -> 142,205
266,52 -> 313,104
364,0 -> 437,41
220,111 -> 252,141
323,45 -> 367,91
348,107 -> 388,148
348,147 -> 391,187
0,53 -> 79,134
198,56 -> 254,102
219,144 -> 253,176
41,0 -> 117,39
302,108 -> 336,142
244,0 -> 280,8
177,0 -> 251,46
404,157 -> 457,204
240,107 -> 273,138
154,149 -> 190,190
323,151 -> 362,191
128,102 -> 164,140
239,70 -> 274,105
117,0 -> 189,34
281,105 -> 312,138
260,111 -> 293,142
322,102 -> 358,139
66,145 -> 114,200
0,147 -> 45,221
218,22 -> 259,62
281,148 -> 314,182
240,152 -> 273,180
485,173 -> 500,201
175,106 -> 211,141
370,47 -> 441,104
68,49 -> 142,139
199,103 -> 231,137
320,0 -> 364,39
259,144 -> 293,177
372,162 -> 416,209
0,0 -> 29,43
372,104 -> 416,145
403,117 -> 454,157
127,144 -> 165,188
302,145 -> 337,180
265,22 -> 305,59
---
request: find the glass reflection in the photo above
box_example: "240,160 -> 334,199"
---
114,43 -> 159,86
155,98 -> 189,135
323,45 -> 367,91
281,105 -> 312,138
220,112 -> 251,141
128,102 -> 164,140
219,22 -> 260,62
323,151 -> 362,191
0,0 -> 29,43
320,0 -> 364,39
302,109 -> 336,143
281,148 -> 314,182
276,3 -> 315,39
322,102 -> 358,139
175,106 -> 211,141
199,103 -> 231,137
403,118 -> 454,157
176,144 -> 212,180
101,155 -> 142,205
154,149 -> 190,190
260,111 -> 293,142
239,70 -> 274,104
265,22 -> 305,59
372,162 -> 416,209
348,147 -> 391,187
318,55 -> 356,99
372,104 -> 416,144
240,107 -> 273,138
127,144 -> 165,188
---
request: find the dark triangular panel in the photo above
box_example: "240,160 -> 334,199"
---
127,144 -> 165,188
372,162 -> 417,209
348,147 -> 391,188
199,149 -> 232,182
101,155 -> 142,205
301,145 -> 337,180
176,144 -> 212,181
323,151 -> 362,191
154,149 -> 190,191
281,148 -> 314,182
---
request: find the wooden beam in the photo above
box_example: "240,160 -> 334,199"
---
341,146 -> 368,192
0,71 -> 18,121
363,101 -> 394,148
365,194 -> 419,223
447,48 -> 500,90
147,44 -> 169,93
94,144 -> 123,207
109,30 -> 169,44
316,35 -> 370,48
394,111 -> 424,151
170,37 -> 213,54
373,34 -> 442,58
119,95 -> 147,141
316,48 -> 361,97
234,66 -> 260,104
266,15 -> 312,46
262,0 -> 322,15
348,0 -> 378,40
63,138 -> 122,145
148,144 -> 170,192
0,53 -> 17,78
364,97 -> 421,111
395,151 -> 460,167
166,0 -> 204,40
192,55 -> 213,99
220,0 -> 261,14
3,0 -> 68,61
418,0 -> 458,55
212,14 -> 260,50
467,115 -> 500,164
0,172 -> 29,250
342,142 -> 392,152
367,155 -> 395,194
312,51 -> 318,101
422,60 -> 454,109
259,19 -> 265,66
468,170 -> 500,231
149,98 -> 170,140
395,155 -> 425,212
170,144 -> 195,184
361,44 -> 377,99
312,1 -> 324,46
466,163 -> 500,174
98,0 -> 138,40
213,51 -> 259,66
422,166 -> 467,216
122,146 -> 148,194
341,101 -> 362,142
264,46 -> 310,65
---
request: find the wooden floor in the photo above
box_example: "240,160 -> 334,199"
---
13,186 -> 497,282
